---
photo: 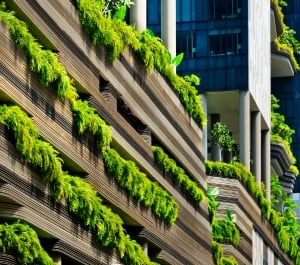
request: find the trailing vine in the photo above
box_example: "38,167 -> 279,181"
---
273,0 -> 300,71
207,186 -> 239,265
74,0 -> 207,127
152,145 -> 205,203
0,221 -> 56,265
271,94 -> 298,173
206,160 -> 300,264
0,104 -> 158,265
102,146 -> 179,224
0,3 -> 178,224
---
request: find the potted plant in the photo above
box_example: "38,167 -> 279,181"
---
210,122 -> 235,162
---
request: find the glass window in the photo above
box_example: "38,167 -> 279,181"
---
209,0 -> 241,20
177,31 -> 196,58
209,30 -> 241,56
177,0 -> 197,22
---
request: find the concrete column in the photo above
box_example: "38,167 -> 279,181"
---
239,91 -> 251,170
262,129 -> 271,200
142,241 -> 148,255
130,0 -> 147,31
201,94 -> 208,160
51,253 -> 62,265
161,0 -> 176,58
251,111 -> 261,182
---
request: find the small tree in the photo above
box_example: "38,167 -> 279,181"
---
210,122 -> 235,151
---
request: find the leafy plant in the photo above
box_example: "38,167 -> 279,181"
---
206,185 -> 220,223
206,160 -> 300,263
226,209 -> 236,223
271,95 -> 299,174
102,146 -> 179,224
212,218 -> 240,247
0,104 -> 63,182
212,241 -> 223,265
210,122 -> 235,151
279,26 -> 300,54
0,221 -> 56,265
72,99 -> 112,146
166,50 -> 184,67
183,74 -> 201,86
271,175 -> 283,206
74,0 -> 207,127
152,146 -> 206,204
272,0 -> 300,71
0,103 -> 159,265
221,256 -> 239,265
0,3 -> 179,225
271,95 -> 295,144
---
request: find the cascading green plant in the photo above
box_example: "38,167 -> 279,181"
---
152,145 -> 206,203
0,2 -> 177,225
271,94 -> 298,172
74,0 -> 207,127
0,2 -> 111,146
273,0 -> 300,71
0,221 -> 56,265
207,186 -> 239,265
0,104 -> 63,183
102,146 -> 179,224
212,218 -> 240,247
206,160 -> 300,264
0,104 -> 159,265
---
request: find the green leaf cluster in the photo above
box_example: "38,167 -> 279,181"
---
0,221 -> 56,265
212,219 -> 240,247
210,122 -> 235,151
0,3 -> 177,227
152,146 -> 205,203
212,240 -> 238,265
0,4 -> 78,102
205,160 -> 271,215
72,99 -> 112,146
0,105 -> 63,183
271,135 -> 297,165
0,3 -> 111,147
270,175 -> 300,259
206,186 -> 220,223
271,95 -> 298,173
102,146 -> 179,224
0,104 -> 158,265
206,160 -> 300,264
272,0 -> 300,71
74,0 -> 207,127
271,95 -> 295,145
207,187 -> 239,265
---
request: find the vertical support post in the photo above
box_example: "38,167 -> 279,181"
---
161,0 -> 176,58
251,111 -> 261,182
130,0 -> 147,31
51,253 -> 62,265
262,129 -> 271,199
201,93 -> 208,160
142,241 -> 148,255
239,91 -> 251,170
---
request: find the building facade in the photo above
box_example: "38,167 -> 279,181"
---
0,0 -> 298,265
